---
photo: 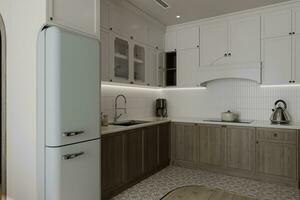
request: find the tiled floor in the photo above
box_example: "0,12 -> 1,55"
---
113,166 -> 300,200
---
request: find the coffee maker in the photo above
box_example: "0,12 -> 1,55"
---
156,99 -> 168,118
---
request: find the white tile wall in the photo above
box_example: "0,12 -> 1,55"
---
101,85 -> 162,122
162,79 -> 300,122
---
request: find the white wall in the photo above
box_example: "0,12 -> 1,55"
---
163,79 -> 300,122
101,85 -> 162,122
0,0 -> 46,200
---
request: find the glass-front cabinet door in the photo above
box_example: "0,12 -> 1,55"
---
133,44 -> 146,84
112,36 -> 130,82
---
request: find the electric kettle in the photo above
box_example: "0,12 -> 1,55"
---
270,100 -> 291,124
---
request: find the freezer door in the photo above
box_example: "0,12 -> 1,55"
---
45,27 -> 100,147
45,140 -> 100,200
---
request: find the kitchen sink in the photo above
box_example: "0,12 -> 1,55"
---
110,120 -> 150,126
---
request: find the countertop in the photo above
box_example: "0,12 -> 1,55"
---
171,117 -> 300,130
101,117 -> 300,136
101,118 -> 171,135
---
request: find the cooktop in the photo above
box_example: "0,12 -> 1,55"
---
203,119 -> 254,124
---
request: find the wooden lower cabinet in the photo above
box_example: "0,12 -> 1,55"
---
172,123 -> 199,167
101,132 -> 124,199
143,126 -> 158,174
101,122 -> 171,199
256,128 -> 297,183
158,123 -> 171,167
171,123 -> 298,186
226,126 -> 255,174
124,129 -> 143,183
198,124 -> 224,167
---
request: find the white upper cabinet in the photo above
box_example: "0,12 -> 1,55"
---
146,48 -> 158,86
292,34 -> 300,83
228,16 -> 261,64
100,0 -> 110,30
148,23 -> 165,50
165,31 -> 177,52
293,7 -> 300,34
262,36 -> 292,84
200,21 -> 228,67
100,29 -> 110,81
177,27 -> 199,50
262,9 -> 292,39
109,3 -> 131,38
47,0 -> 100,37
177,48 -> 199,87
157,51 -> 165,87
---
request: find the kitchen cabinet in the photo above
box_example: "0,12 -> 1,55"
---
148,24 -> 165,50
101,133 -> 124,199
100,0 -> 110,30
200,21 -> 228,67
177,27 -> 199,50
262,36 -> 292,84
262,7 -> 300,84
100,29 -> 110,81
102,123 -> 171,199
200,16 -> 260,67
146,48 -> 158,86
47,0 -> 100,37
172,123 -> 199,167
124,129 -> 143,183
226,126 -> 255,173
177,48 -> 200,87
133,43 -> 146,84
158,123 -> 171,167
157,51 -> 165,87
262,9 -> 292,39
143,126 -> 158,174
256,128 -> 297,181
198,124 -> 224,167
228,16 -> 261,64
165,31 -> 177,52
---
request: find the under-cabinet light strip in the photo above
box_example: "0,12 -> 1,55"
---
101,82 -> 207,90
260,84 -> 300,88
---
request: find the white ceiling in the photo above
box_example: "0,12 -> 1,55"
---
126,0 -> 290,26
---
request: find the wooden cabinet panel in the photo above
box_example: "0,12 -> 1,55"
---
262,9 -> 292,39
256,141 -> 297,179
262,36 -> 292,84
177,27 -> 199,50
124,129 -> 143,183
226,126 -> 255,173
229,16 -> 261,64
101,133 -> 124,195
173,123 -> 198,165
257,128 -> 297,144
177,48 -> 199,87
143,126 -> 158,174
198,124 -> 224,167
200,21 -> 228,67
48,0 -> 99,36
158,123 -> 171,167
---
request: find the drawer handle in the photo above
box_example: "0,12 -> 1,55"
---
63,131 -> 84,137
273,133 -> 278,137
63,152 -> 85,160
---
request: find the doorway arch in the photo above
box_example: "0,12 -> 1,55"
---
0,14 -> 7,200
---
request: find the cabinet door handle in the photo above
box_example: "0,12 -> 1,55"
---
63,152 -> 85,160
273,133 -> 278,137
63,131 -> 84,137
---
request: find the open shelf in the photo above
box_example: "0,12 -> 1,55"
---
165,52 -> 177,86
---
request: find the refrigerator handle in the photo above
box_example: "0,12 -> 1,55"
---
63,131 -> 85,137
63,152 -> 85,160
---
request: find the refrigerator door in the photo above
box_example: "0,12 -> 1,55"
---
45,139 -> 100,200
44,27 -> 100,147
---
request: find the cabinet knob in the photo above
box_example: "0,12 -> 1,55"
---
256,141 -> 259,144
293,32 -> 296,35
228,53 -> 231,56
224,53 -> 228,57
197,45 -> 200,48
130,81 -> 134,84
110,79 -> 113,82
110,27 -> 113,31
289,80 -> 292,83
130,36 -> 134,40
289,32 -> 292,35
293,81 -> 296,83
273,133 -> 278,137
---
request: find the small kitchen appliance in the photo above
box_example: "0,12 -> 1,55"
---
156,99 -> 168,118
270,100 -> 291,124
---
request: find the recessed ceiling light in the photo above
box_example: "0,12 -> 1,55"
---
176,15 -> 181,19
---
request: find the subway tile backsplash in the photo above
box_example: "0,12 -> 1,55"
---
101,86 -> 162,122
162,79 -> 300,122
